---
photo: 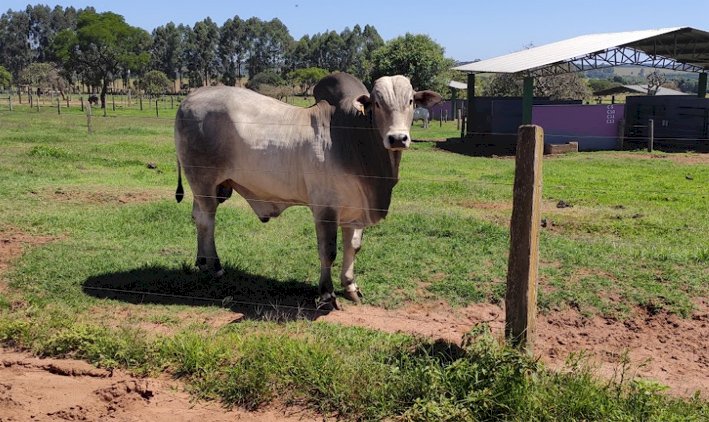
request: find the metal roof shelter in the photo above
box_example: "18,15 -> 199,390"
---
453,27 -> 709,129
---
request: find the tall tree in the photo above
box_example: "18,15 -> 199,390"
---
219,15 -> 248,85
25,5 -> 82,63
0,10 -> 32,79
185,17 -> 220,87
309,30 -> 346,71
339,24 -> 384,83
359,25 -> 384,83
150,22 -> 186,81
52,10 -> 150,108
288,35 -> 312,72
370,33 -> 451,91
246,18 -> 292,77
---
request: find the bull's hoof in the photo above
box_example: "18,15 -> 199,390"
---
316,293 -> 340,311
213,268 -> 225,278
342,288 -> 363,304
342,283 -> 363,304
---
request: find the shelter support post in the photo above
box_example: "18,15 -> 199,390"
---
451,88 -> 458,121
466,73 -> 476,137
505,125 -> 543,354
698,73 -> 707,98
522,76 -> 534,124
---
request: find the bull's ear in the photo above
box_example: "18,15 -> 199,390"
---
353,94 -> 371,114
414,90 -> 443,108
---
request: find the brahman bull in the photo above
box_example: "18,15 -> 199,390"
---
175,72 -> 441,309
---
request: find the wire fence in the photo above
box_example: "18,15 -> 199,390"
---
1,105 -> 708,146
0,97 -> 707,328
80,284 -> 501,328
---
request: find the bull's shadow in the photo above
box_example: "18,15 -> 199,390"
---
434,136 -> 517,157
82,265 -> 329,322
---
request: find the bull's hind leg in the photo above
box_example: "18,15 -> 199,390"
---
340,227 -> 363,304
192,189 -> 224,277
314,208 -> 339,310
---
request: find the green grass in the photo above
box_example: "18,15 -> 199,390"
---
0,108 -> 707,419
1,313 -> 706,421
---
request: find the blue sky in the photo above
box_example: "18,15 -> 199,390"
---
5,1 -> 709,61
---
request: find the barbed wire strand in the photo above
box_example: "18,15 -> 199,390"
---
1,108 -> 708,143
81,284 -> 500,329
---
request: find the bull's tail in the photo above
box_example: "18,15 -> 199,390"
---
175,159 -> 184,203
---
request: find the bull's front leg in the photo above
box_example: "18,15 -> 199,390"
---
314,208 -> 339,310
340,227 -> 363,304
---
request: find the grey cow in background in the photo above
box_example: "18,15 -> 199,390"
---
174,72 -> 441,310
413,107 -> 430,128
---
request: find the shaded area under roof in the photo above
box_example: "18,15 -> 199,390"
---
453,27 -> 709,76
593,84 -> 689,96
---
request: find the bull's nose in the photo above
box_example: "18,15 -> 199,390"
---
387,133 -> 410,149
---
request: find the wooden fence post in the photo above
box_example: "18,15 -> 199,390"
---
8,96 -> 12,111
86,102 -> 93,134
647,119 -> 654,152
56,97 -> 61,115
155,99 -> 159,117
80,97 -> 84,112
505,124 -> 544,354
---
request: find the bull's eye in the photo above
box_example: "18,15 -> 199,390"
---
409,99 -> 413,106
374,101 -> 380,109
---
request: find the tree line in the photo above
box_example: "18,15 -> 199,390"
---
0,5 -> 454,108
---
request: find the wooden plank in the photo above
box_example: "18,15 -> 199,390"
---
505,124 -> 544,353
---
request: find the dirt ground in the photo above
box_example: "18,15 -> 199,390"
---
321,299 -> 709,397
0,350 -> 317,422
1,230 -> 707,420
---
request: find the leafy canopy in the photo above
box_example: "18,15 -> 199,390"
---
51,10 -> 150,105
0,65 -> 12,88
18,62 -> 68,93
287,67 -> 328,94
371,33 -> 453,92
140,70 -> 172,96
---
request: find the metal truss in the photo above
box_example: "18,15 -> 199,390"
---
525,46 -> 705,77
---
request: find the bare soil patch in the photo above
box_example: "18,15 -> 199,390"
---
33,186 -> 168,205
317,300 -> 709,397
97,297 -> 708,398
604,152 -> 709,165
0,349 -> 317,422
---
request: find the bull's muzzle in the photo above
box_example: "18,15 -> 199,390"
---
386,133 -> 410,150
